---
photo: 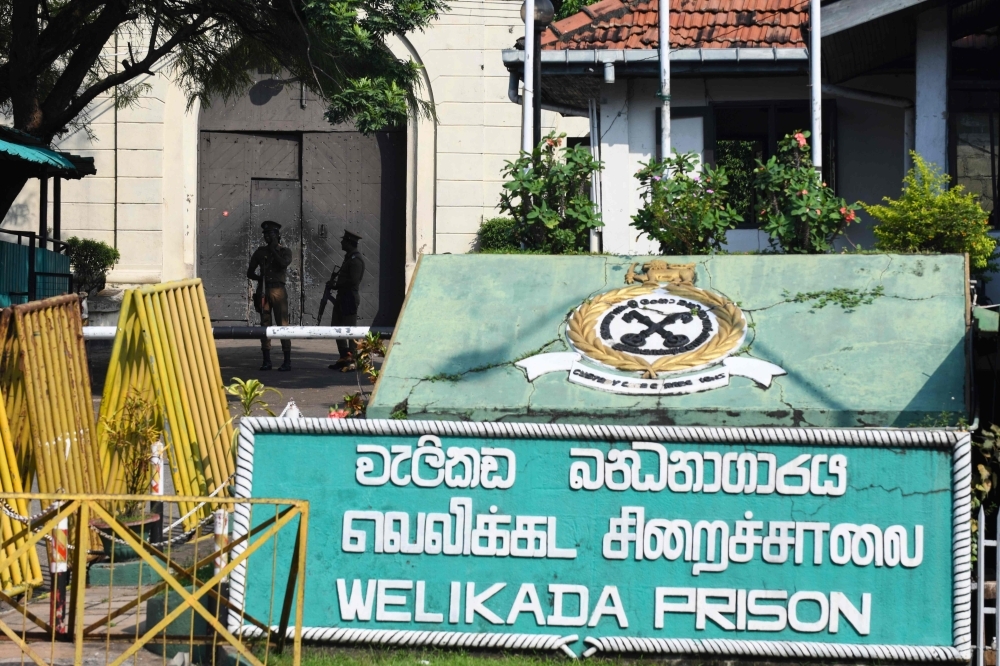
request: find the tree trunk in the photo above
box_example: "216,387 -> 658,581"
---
0,175 -> 32,226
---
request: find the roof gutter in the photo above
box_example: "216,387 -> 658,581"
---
508,71 -> 589,118
503,47 -> 809,77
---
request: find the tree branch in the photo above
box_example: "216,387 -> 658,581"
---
42,15 -> 212,136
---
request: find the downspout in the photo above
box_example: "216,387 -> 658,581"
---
508,72 -> 588,118
809,0 -> 822,171
821,84 -> 915,174
588,99 -> 602,253
522,0 -> 535,154
659,0 -> 670,159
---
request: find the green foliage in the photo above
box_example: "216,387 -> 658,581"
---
225,377 -> 281,417
865,153 -> 997,273
64,236 -> 120,295
477,217 -> 519,252
554,0 -> 587,19
101,392 -> 161,518
631,151 -> 743,254
753,131 -> 858,253
498,133 -> 603,254
782,286 -> 885,312
0,0 -> 444,150
715,139 -> 760,223
974,424 -> 1000,516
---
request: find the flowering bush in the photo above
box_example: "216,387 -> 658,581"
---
631,151 -> 743,254
498,133 -> 603,253
865,153 -> 996,273
753,131 -> 858,253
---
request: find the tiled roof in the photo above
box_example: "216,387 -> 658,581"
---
542,0 -> 808,50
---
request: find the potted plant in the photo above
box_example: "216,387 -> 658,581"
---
96,391 -> 162,560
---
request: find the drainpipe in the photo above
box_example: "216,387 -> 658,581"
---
821,84 -> 915,174
522,0 -> 535,154
809,0 -> 822,171
508,73 -> 588,118
659,0 -> 670,160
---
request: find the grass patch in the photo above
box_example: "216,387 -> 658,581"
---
263,647 -> 582,666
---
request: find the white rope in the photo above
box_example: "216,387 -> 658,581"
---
952,433 -> 973,655
235,626 -> 579,658
239,417 -> 966,448
579,637 -> 966,660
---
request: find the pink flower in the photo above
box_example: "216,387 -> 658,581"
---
706,189 -> 714,194
328,408 -> 349,419
800,189 -> 808,195
653,175 -> 661,181
794,132 -> 807,147
692,173 -> 701,181
815,209 -> 821,215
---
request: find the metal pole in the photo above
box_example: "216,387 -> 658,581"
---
39,177 -> 48,247
53,178 -> 61,241
809,0 -> 823,171
522,0 -> 536,154
149,441 -> 164,544
659,0 -> 670,161
533,28 -> 543,148
27,233 -> 36,302
979,506 -> 986,666
48,502 -> 69,640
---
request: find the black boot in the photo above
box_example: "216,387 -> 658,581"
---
259,349 -> 272,371
278,348 -> 291,372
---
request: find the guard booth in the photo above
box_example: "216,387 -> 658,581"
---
0,126 -> 95,306
233,254 -> 976,661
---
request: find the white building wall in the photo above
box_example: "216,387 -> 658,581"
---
2,11 -> 589,286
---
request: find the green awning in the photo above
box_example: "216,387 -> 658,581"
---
0,136 -> 76,172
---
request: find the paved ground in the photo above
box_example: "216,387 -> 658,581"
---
87,339 -> 379,418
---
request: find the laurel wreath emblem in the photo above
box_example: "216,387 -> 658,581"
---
566,283 -> 746,378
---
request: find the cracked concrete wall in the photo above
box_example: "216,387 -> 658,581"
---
369,254 -> 968,426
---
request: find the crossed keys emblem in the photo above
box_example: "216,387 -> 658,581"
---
619,309 -> 693,349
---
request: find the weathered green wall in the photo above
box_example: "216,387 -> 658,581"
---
368,254 -> 967,427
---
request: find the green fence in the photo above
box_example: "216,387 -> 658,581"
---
0,238 -> 72,307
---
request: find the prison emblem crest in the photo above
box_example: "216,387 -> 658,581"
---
516,261 -> 786,396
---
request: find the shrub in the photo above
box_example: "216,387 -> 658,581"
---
753,131 -> 858,253
865,153 -> 996,273
498,133 -> 603,254
631,151 -> 743,254
477,217 -> 519,252
65,236 -> 120,294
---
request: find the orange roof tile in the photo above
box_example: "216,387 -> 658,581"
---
543,0 -> 808,50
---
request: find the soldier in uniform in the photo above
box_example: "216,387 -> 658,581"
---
328,230 -> 365,371
247,220 -> 293,371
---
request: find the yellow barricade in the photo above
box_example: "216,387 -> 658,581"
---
0,296 -> 102,497
98,280 -> 235,525
0,394 -> 42,594
0,294 -> 101,556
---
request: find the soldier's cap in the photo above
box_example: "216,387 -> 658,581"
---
261,220 -> 282,231
342,229 -> 361,244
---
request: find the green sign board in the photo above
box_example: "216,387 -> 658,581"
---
232,419 -> 971,660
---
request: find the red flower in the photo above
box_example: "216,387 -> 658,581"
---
794,133 -> 807,147
328,408 -> 349,419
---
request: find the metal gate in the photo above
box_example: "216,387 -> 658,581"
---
302,131 -> 406,326
198,129 -> 405,326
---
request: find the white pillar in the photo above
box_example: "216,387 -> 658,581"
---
659,0 -> 670,160
522,0 -> 536,154
915,5 -> 948,171
809,0 -> 822,170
